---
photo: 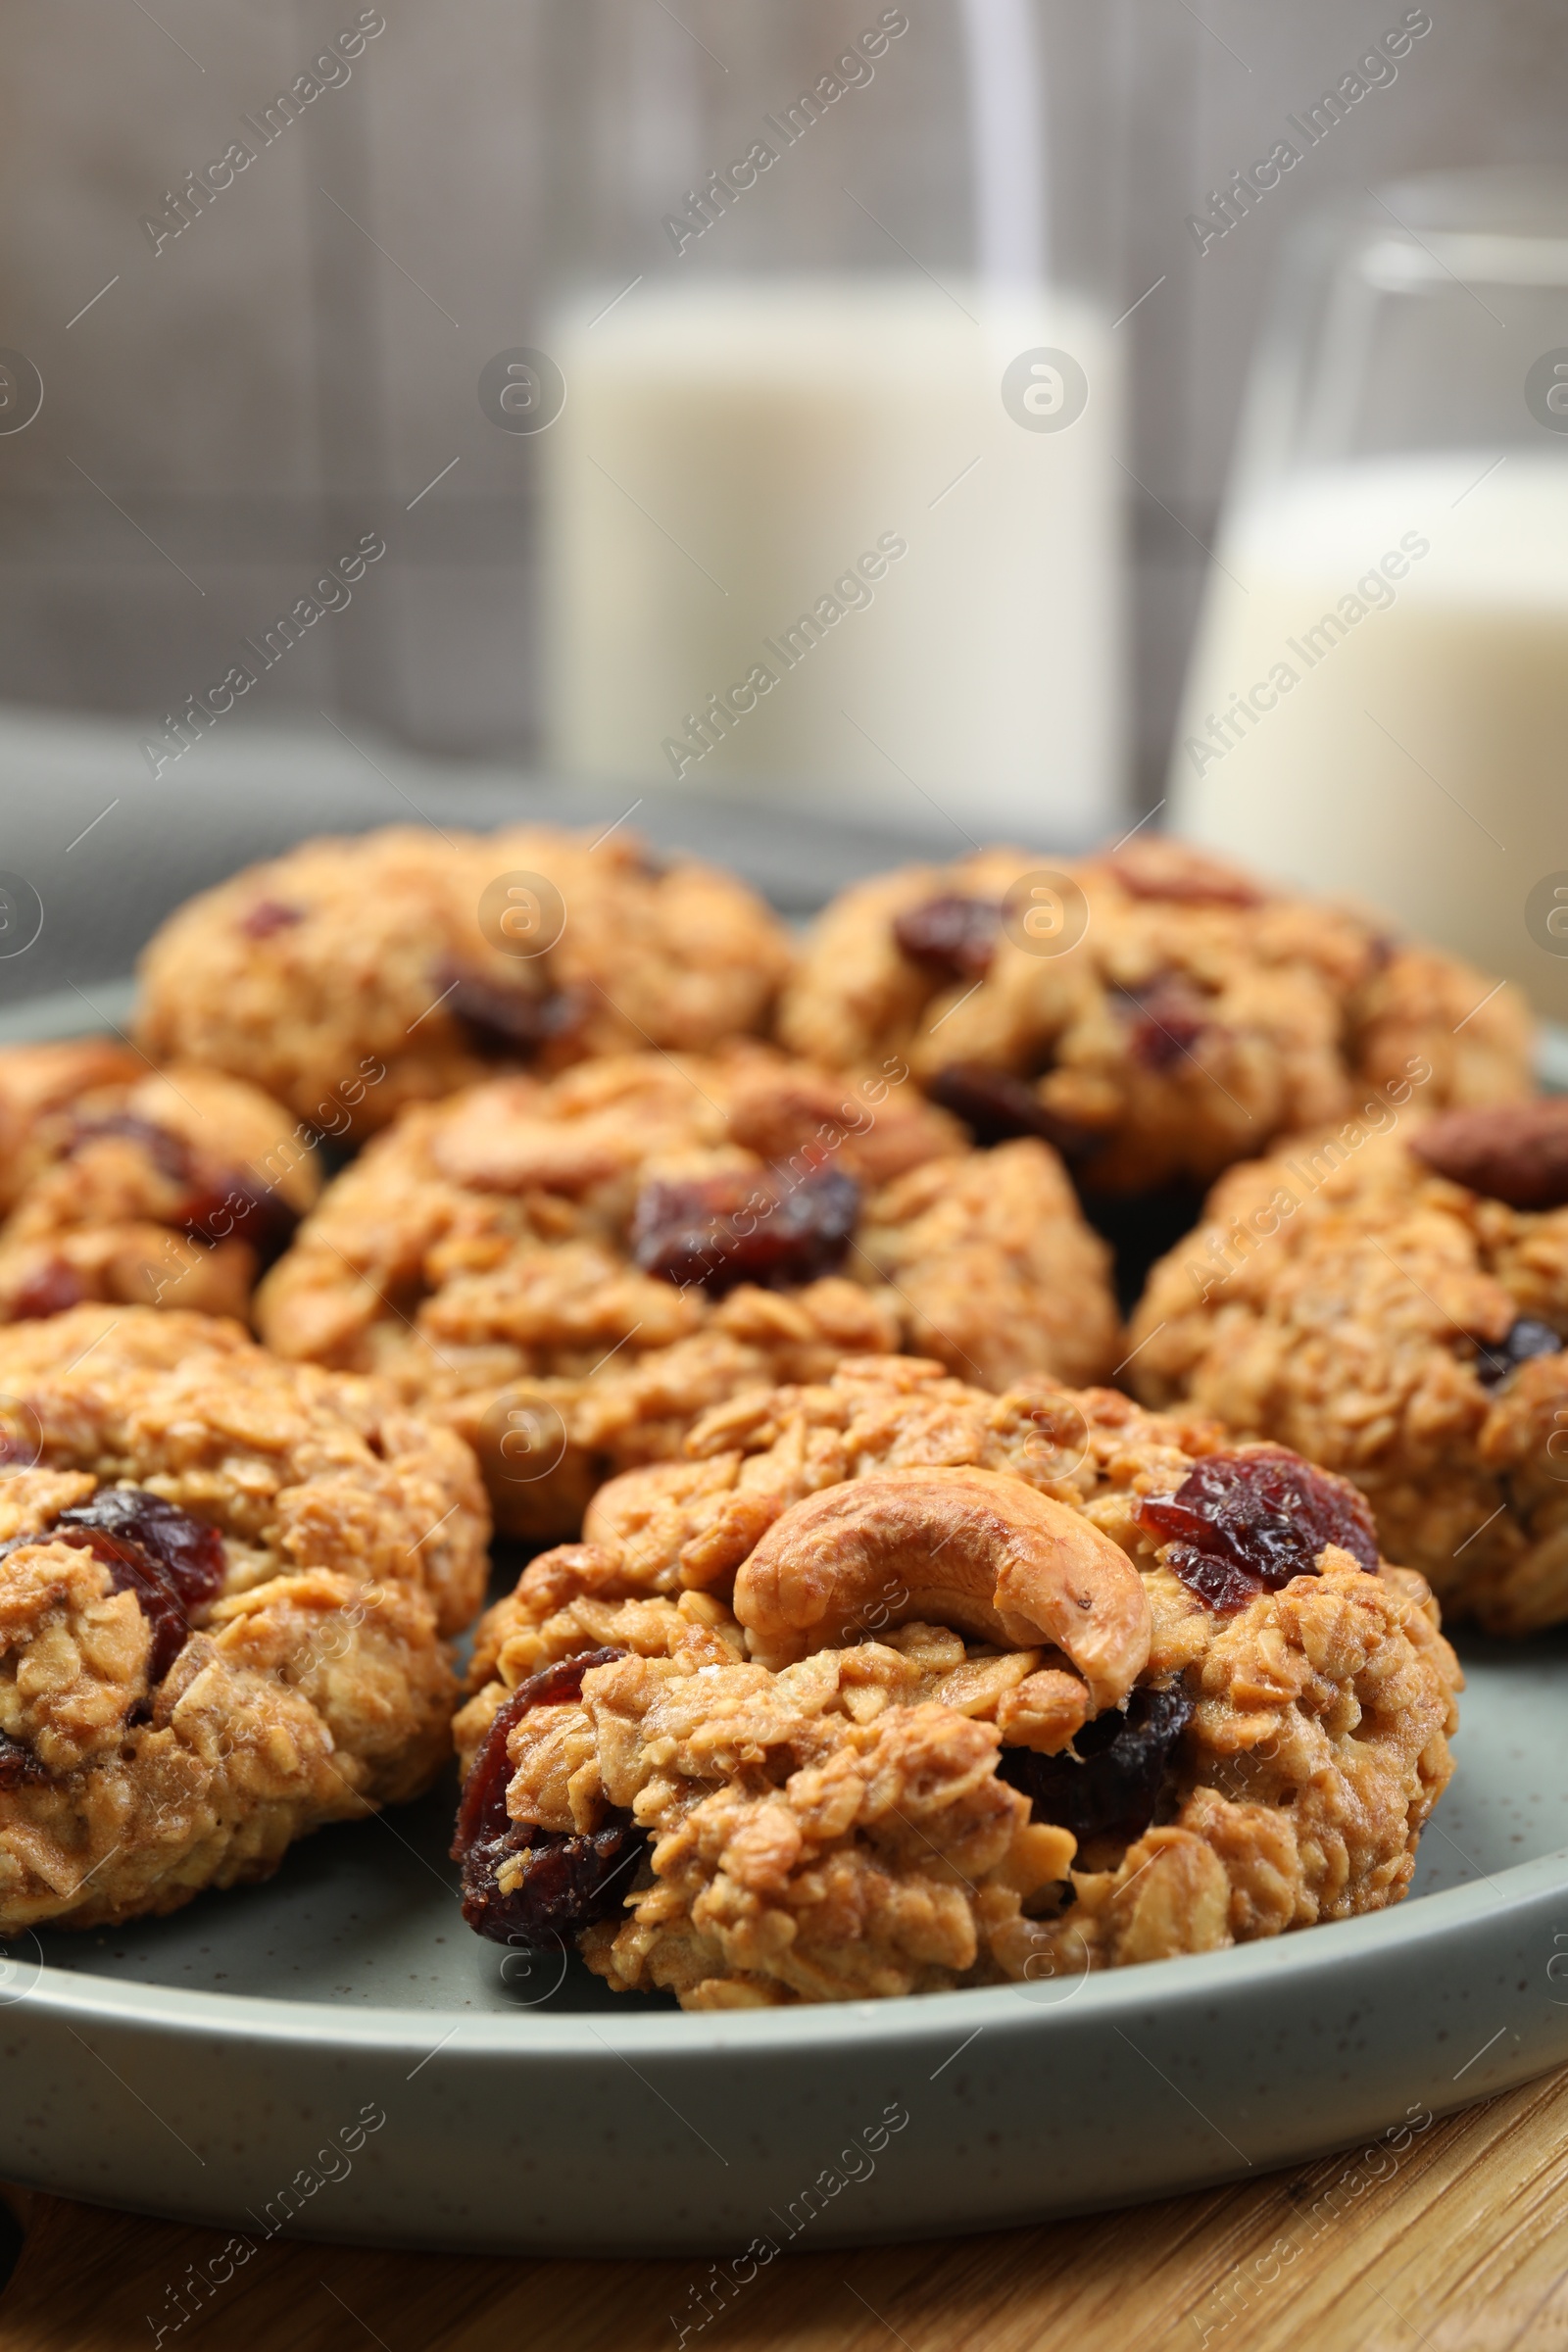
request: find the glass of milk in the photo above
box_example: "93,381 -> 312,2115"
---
530,2 -> 1126,843
1170,171 -> 1568,1020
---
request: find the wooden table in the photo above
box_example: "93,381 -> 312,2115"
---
6,2064 -> 1568,2352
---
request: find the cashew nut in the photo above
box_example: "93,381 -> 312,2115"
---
732,1466 -> 1151,1711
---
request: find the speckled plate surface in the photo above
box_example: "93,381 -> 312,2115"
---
1,801 -> 1567,2253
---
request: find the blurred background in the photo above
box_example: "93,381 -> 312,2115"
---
1,0 -> 1566,984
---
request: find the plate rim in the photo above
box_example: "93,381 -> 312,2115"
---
21,1841 -> 1568,2056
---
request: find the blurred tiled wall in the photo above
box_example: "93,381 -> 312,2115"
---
2,0 -> 1565,805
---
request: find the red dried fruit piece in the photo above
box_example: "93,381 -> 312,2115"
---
926,1061 -> 1096,1159
892,894 -> 1004,981
58,1489 -> 226,1611
1137,1446 -> 1379,1612
1113,976 -> 1215,1072
46,1526 -> 189,1679
68,1113 -> 299,1269
999,1684 -> 1192,1845
454,1647 -> 645,1951
1411,1102 -> 1568,1212
176,1172 -> 301,1269
10,1258 -> 89,1321
632,1162 -> 860,1297
440,965 -> 587,1059
473,1819 -> 646,1956
51,1488 -> 226,1682
239,899 -> 304,940
1106,841 -> 1262,907
0,1731 -> 47,1789
452,1649 -> 623,1860
68,1111 -> 193,1186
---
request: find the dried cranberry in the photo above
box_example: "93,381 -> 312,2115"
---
454,1648 -> 646,1950
1113,977 -> 1214,1072
926,1061 -> 1096,1159
50,1530 -> 185,1680
1000,1684 -> 1193,1845
442,965 -> 587,1059
1137,1447 -> 1379,1611
631,1163 -> 860,1297
469,1820 -> 646,1953
51,1489 -> 225,1682
0,1732 -> 46,1790
67,1114 -> 297,1270
57,1490 -> 226,1611
892,894 -> 1004,981
68,1112 -> 192,1186
453,1650 -> 623,1860
9,1258 -> 89,1320
239,898 -> 304,940
175,1172 -> 300,1270
1477,1316 -> 1564,1388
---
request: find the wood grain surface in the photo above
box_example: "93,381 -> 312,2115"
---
6,2063 -> 1568,2351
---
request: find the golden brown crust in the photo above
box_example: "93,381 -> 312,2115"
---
777,840 -> 1533,1194
1127,1117 -> 1568,1631
135,823 -> 793,1133
460,1357 -> 1458,2007
0,1043 -> 150,1211
0,1305 -> 490,1934
0,1305 -> 489,1635
1,1558 -> 455,1934
256,1050 -> 1119,1537
0,1056 -> 321,1327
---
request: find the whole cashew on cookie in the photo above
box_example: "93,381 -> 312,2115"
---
733,1466 -> 1152,1711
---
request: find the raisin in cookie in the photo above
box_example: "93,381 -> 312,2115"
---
255,1046 -> 1120,1541
135,823 -> 792,1135
0,1304 -> 490,1933
777,837 -> 1532,1195
452,1355 -> 1458,2008
0,1043 -> 320,1326
1128,1097 -> 1568,1633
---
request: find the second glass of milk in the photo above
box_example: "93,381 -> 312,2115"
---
1170,172 -> 1568,1020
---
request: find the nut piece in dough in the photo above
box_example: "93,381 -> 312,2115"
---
733,1466 -> 1151,1708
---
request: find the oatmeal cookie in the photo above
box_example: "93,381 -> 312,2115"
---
777,837 -> 1532,1194
0,1043 -> 152,1213
135,823 -> 792,1135
255,1048 -> 1120,1539
1127,1097 -> 1568,1632
452,1355 -> 1458,2007
0,1045 -> 320,1326
0,1304 -> 490,1933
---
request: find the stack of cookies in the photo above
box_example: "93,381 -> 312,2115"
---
0,816 -> 1550,2010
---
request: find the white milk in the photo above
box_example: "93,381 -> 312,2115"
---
1169,453 -> 1568,1020
543,274 -> 1123,839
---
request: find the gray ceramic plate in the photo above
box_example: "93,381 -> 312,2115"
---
2,858 -> 1567,2251
4,1632 -> 1568,2255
